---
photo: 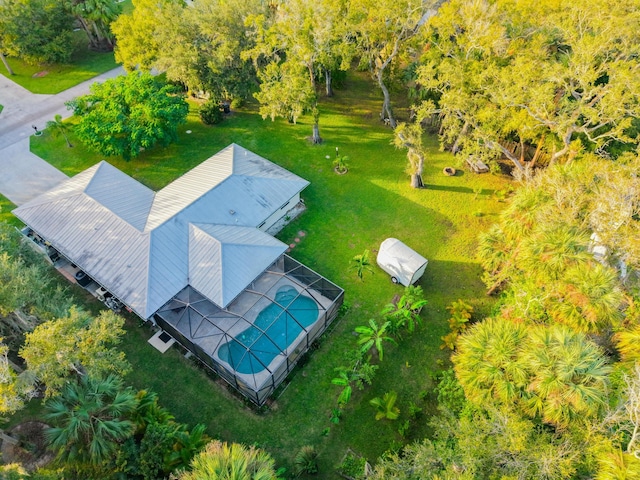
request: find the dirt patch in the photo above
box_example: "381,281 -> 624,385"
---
31,71 -> 49,78
1,421 -> 55,471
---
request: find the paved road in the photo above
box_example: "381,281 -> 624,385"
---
0,67 -> 125,206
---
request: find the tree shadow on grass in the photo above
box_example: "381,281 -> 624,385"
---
422,184 -> 496,196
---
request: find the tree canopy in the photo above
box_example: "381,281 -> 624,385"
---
0,0 -> 75,65
21,307 -> 130,397
67,73 -> 189,160
416,0 -> 640,173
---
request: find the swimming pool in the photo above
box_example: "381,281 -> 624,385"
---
218,286 -> 319,375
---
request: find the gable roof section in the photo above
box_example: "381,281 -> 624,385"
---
13,145 -> 308,319
189,224 -> 287,308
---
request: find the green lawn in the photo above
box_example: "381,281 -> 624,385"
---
0,194 -> 22,227
29,73 -> 511,477
0,30 -> 118,94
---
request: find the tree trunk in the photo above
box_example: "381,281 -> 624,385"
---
324,68 -> 333,97
0,52 -> 14,75
312,122 -> 322,144
377,69 -> 396,128
530,136 -> 545,167
77,17 -> 98,50
451,121 -> 469,154
311,103 -> 322,144
411,174 -> 424,188
63,133 -> 73,148
485,140 -> 526,175
549,128 -> 574,165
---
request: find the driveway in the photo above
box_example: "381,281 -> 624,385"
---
0,67 -> 124,206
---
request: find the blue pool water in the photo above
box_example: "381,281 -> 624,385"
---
218,286 -> 319,375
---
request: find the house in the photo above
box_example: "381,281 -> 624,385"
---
14,144 -> 343,404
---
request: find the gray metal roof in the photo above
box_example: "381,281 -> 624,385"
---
13,144 -> 309,318
189,224 -> 286,307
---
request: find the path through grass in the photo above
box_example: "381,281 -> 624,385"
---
30,73 -> 511,477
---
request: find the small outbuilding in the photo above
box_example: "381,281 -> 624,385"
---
376,238 -> 428,286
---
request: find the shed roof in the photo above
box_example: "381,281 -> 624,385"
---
14,144 -> 308,318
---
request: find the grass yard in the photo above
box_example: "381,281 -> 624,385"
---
0,30 -> 118,94
0,194 -> 22,227
29,73 -> 511,477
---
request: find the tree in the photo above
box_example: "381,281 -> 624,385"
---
355,319 -> 396,361
0,223 -> 73,326
111,0 -> 177,71
351,249 -> 374,281
44,375 -> 136,470
20,307 -> 130,397
69,0 -> 121,52
67,73 -> 189,160
393,117 -> 429,188
45,114 -> 73,148
113,0 -> 260,103
453,317 -> 529,406
245,0 -> 350,143
477,155 -> 638,333
177,440 -> 280,480
455,318 -> 611,428
416,0 -> 640,172
370,391 -> 400,420
347,0 -> 439,128
0,52 -> 15,76
521,325 -> 611,428
0,340 -> 36,416
0,0 -> 75,65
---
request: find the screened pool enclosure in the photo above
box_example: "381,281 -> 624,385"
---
154,255 -> 344,405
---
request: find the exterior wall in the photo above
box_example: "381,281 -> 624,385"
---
258,193 -> 301,233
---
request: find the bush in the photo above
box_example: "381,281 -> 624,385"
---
293,445 -> 319,475
200,100 -> 224,125
230,97 -> 244,109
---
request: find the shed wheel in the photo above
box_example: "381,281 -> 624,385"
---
391,276 -> 399,284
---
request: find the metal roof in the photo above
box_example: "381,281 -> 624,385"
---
188,224 -> 287,307
13,144 -> 309,318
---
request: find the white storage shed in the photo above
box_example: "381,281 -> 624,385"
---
376,238 -> 428,286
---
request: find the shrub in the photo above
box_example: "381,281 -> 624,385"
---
200,100 -> 224,125
293,445 -> 319,475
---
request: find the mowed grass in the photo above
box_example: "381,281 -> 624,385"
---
0,194 -> 22,227
0,31 -> 117,94
29,73 -> 511,477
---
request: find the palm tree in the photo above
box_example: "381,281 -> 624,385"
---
351,249 -> 374,281
355,319 -> 396,361
613,324 -> 640,365
549,262 -> 623,334
519,224 -> 591,283
521,324 -> 611,428
44,374 -> 136,468
370,391 -> 400,420
453,318 -> 529,406
70,0 -> 121,51
177,440 -> 280,480
45,114 -> 73,148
